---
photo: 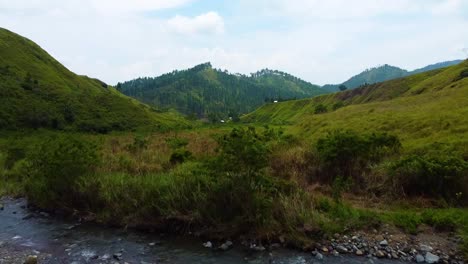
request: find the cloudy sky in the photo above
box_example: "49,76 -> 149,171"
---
1,0 -> 467,85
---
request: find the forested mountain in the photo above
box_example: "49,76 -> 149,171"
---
322,60 -> 463,92
0,28 -> 188,132
117,63 -> 327,119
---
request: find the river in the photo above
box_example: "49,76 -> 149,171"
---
0,198 -> 406,263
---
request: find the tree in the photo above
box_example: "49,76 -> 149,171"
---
338,84 -> 348,91
314,104 -> 327,114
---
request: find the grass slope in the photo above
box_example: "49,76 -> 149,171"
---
0,27 -> 189,132
322,60 -> 463,92
243,60 -> 468,152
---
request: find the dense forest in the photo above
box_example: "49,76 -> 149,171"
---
117,63 -> 327,120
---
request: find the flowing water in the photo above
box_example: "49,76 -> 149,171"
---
0,198 -> 405,263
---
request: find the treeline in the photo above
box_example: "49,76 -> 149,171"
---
117,63 -> 327,120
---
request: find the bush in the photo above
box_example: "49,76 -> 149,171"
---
24,134 -> 100,208
315,130 -> 400,184
389,153 -> 468,204
314,104 -> 327,114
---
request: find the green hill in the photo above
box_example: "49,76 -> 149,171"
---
0,28 -> 188,132
243,60 -> 468,152
117,63 -> 327,120
322,60 -> 463,92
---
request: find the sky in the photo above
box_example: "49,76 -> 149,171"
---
1,0 -> 467,85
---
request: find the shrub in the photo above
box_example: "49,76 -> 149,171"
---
24,134 -> 100,208
127,135 -> 149,154
170,149 -> 193,164
389,153 -> 468,203
314,104 -> 327,114
315,130 -> 400,184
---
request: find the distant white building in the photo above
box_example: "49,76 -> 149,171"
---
273,100 -> 278,103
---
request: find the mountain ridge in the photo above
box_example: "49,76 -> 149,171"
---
323,59 -> 463,92
117,62 -> 327,119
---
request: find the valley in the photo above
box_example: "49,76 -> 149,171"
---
0,27 -> 467,264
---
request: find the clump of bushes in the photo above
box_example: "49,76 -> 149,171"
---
389,153 -> 468,204
314,129 -> 401,184
24,134 -> 100,208
166,137 -> 192,164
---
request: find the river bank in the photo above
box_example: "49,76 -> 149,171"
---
0,197 -> 466,263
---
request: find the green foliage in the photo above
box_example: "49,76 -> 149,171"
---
166,137 -> 192,164
0,27 -> 190,132
117,63 -> 327,119
332,101 -> 344,111
314,104 -> 327,114
127,135 -> 149,154
170,149 -> 193,164
24,134 -> 99,208
389,153 -> 468,203
316,130 -> 400,183
338,84 -> 347,91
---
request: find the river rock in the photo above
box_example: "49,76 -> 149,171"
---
0,204 -> 4,210
379,240 -> 388,247
113,252 -> 123,260
425,252 -> 440,263
415,254 -> 425,263
336,245 -> 348,253
375,250 -> 385,258
356,250 -> 364,256
321,246 -> 329,253
219,241 -> 233,251
203,241 -> 213,248
420,244 -> 434,252
24,255 -> 38,264
315,252 -> 324,260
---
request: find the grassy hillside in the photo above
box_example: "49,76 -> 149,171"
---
0,28 -> 189,132
322,60 -> 463,92
117,63 -> 327,119
243,60 -> 468,152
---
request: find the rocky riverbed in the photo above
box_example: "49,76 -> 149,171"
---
0,198 -> 466,263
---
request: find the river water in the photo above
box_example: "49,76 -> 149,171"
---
0,198 -> 406,263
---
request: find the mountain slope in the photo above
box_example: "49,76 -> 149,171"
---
323,60 -> 463,92
117,63 -> 327,119
0,28 -> 188,132
243,60 -> 468,151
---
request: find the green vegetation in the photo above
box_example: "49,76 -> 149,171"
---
117,64 -> 327,120
0,28 -> 466,259
0,27 -> 190,132
243,60 -> 468,154
322,60 -> 463,91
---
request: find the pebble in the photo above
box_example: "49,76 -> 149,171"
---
379,240 -> 388,247
321,246 -> 329,253
375,250 -> 385,258
425,252 -> 440,264
315,252 -> 324,260
355,250 -> 364,256
113,252 -> 123,260
219,241 -> 233,251
203,241 -> 213,248
336,245 -> 348,253
416,254 -> 425,263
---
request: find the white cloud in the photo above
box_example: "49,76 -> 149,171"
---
0,0 -> 466,85
166,12 -> 225,35
90,0 -> 194,15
